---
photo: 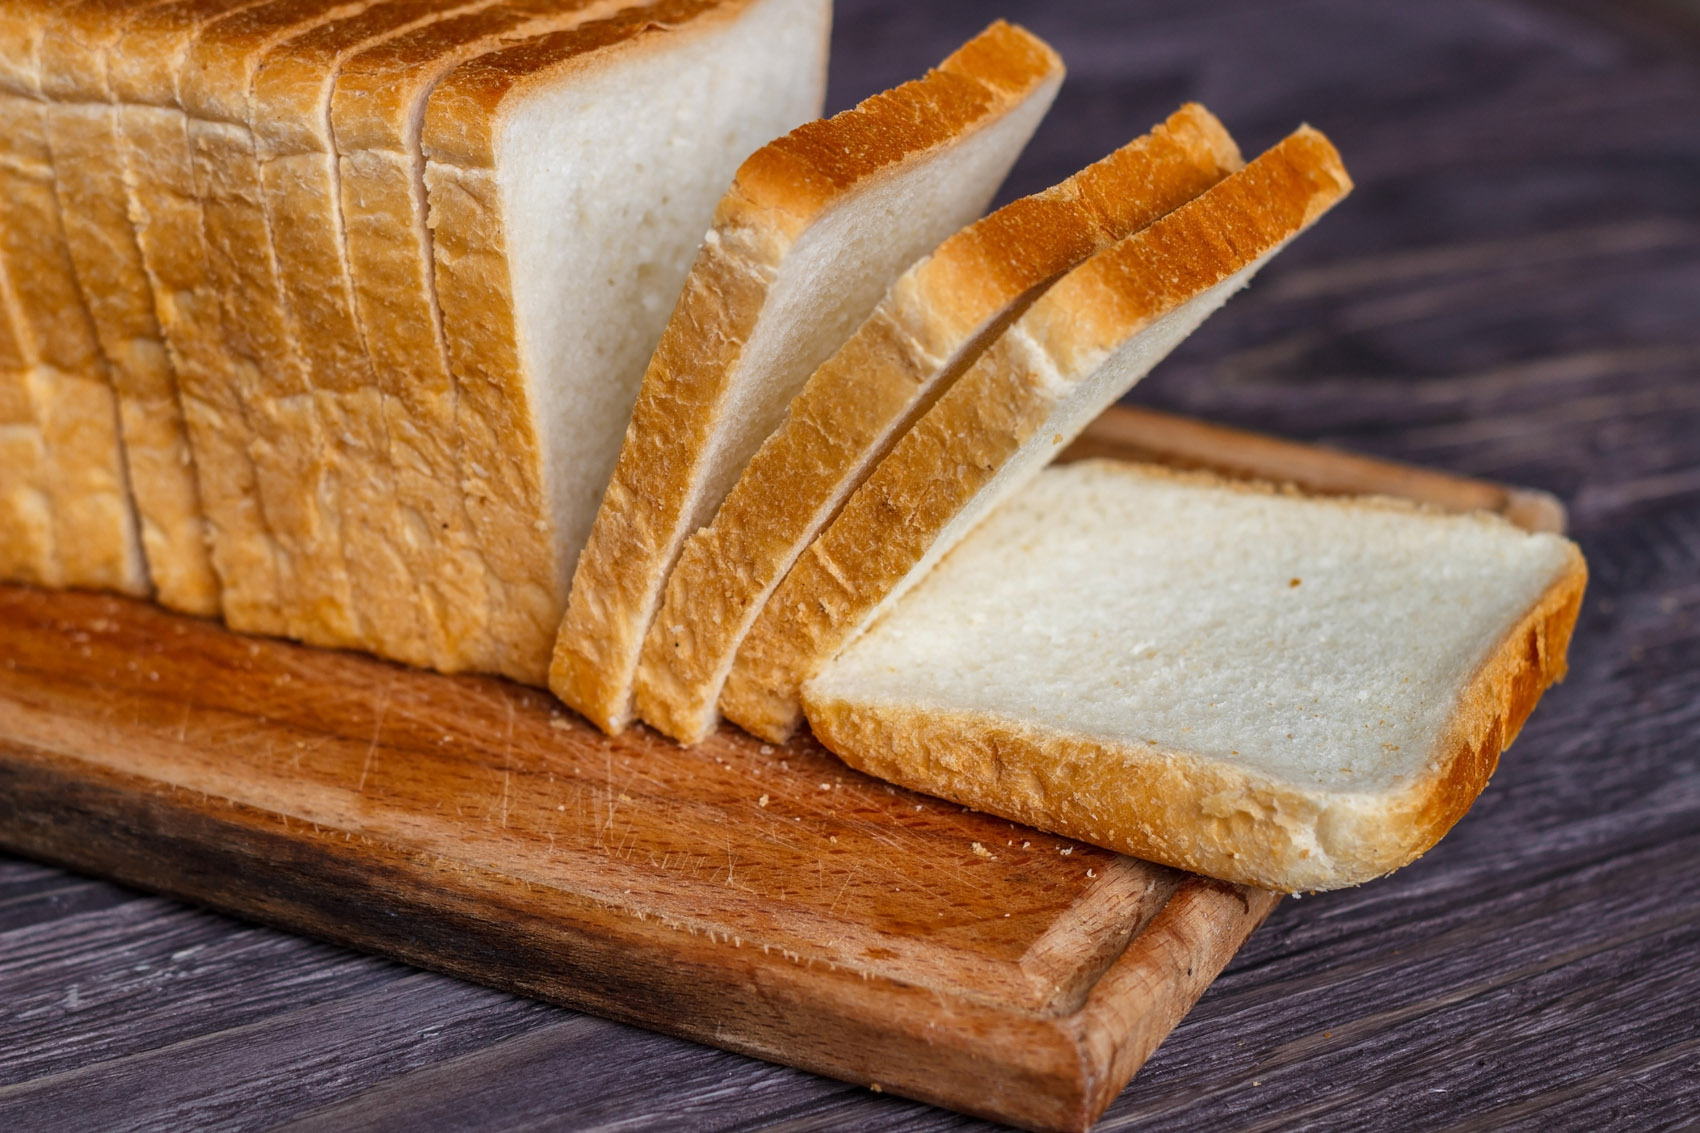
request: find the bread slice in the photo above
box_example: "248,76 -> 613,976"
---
552,20 -> 1062,732
40,0 -> 222,616
723,127 -> 1354,743
323,0 -> 640,673
423,0 -> 832,685
0,2 -> 148,596
634,104 -> 1244,745
804,461 -> 1589,893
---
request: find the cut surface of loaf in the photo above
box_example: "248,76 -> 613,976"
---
422,0 -> 832,685
0,1 -> 147,596
114,0 -> 296,634
722,126 -> 1355,743
554,19 -> 1062,733
40,0 -> 220,615
331,0 -> 643,675
804,461 -> 1589,892
633,103 -> 1244,745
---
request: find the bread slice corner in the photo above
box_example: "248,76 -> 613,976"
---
803,460 -> 1588,893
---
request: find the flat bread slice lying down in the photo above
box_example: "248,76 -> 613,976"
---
553,20 -> 1064,733
39,0 -> 221,616
722,126 -> 1354,743
318,0 -> 641,674
422,0 -> 832,685
0,3 -> 148,596
633,103 -> 1245,745
804,461 -> 1589,893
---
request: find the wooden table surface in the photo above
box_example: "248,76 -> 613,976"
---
4,0 -> 1697,1128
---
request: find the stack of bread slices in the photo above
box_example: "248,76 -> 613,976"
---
0,6 -> 1585,893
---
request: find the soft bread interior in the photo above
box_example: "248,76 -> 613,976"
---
808,461 -> 1583,889
691,82 -> 1060,529
499,0 -> 829,591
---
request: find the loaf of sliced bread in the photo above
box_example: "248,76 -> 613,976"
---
553,20 -> 1062,732
300,0 -> 637,672
633,103 -> 1243,744
804,461 -> 1588,892
422,0 -> 832,684
0,2 -> 147,596
39,0 -> 221,616
723,127 -> 1354,742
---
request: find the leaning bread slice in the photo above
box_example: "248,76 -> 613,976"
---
40,0 -> 222,615
327,0 -> 641,673
723,127 -> 1354,743
0,2 -> 148,596
424,0 -> 832,685
804,461 -> 1589,893
553,20 -> 1063,732
634,104 -> 1244,744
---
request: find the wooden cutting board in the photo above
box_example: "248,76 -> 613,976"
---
0,407 -> 1562,1133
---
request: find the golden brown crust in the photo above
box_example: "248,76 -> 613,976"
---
804,536 -> 1587,893
632,104 -> 1243,744
552,20 -> 1064,732
0,3 -> 148,596
722,128 -> 1354,743
40,0 -> 220,615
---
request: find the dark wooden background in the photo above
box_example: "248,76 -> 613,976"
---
4,0 -> 1698,1128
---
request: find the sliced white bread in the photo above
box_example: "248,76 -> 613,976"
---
804,461 -> 1589,893
0,2 -> 148,596
322,0 -> 641,673
634,103 -> 1244,745
182,0 -> 437,649
423,0 -> 832,685
723,127 -> 1354,743
0,267 -> 56,585
245,0 -> 525,667
553,20 -> 1061,732
40,0 -> 221,616
114,0 -> 361,636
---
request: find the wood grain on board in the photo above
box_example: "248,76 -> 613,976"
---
0,405 -> 1548,1132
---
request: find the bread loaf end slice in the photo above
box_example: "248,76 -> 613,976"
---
423,0 -> 832,685
634,103 -> 1243,744
804,461 -> 1588,893
724,126 -> 1353,742
554,19 -> 1061,732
